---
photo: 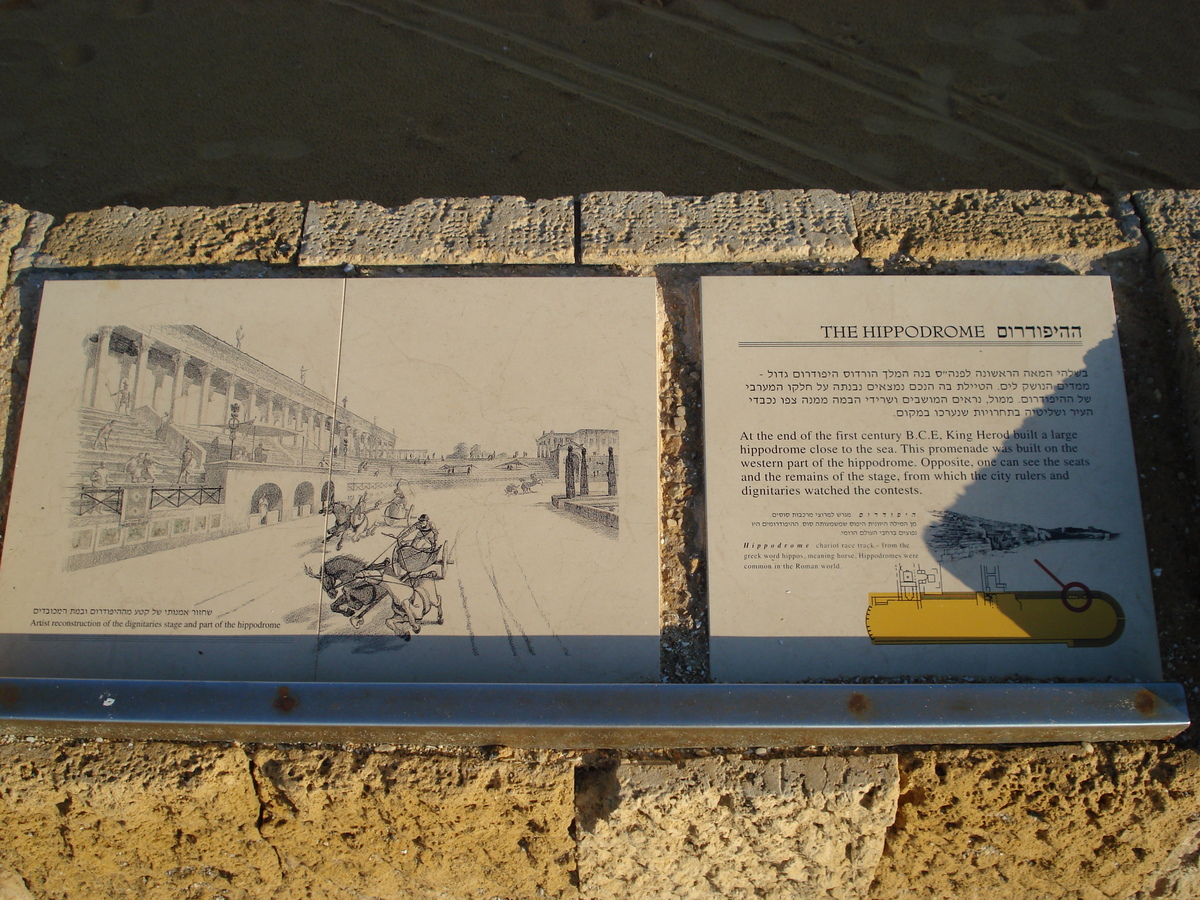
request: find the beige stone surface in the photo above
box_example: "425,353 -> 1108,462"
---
0,740 -> 578,900
5,212 -> 52,281
0,205 -> 31,289
35,202 -> 303,267
853,190 -> 1141,268
0,209 -> 50,545
0,739 -> 281,900
657,272 -> 706,681
576,754 -> 898,899
248,747 -> 577,899
1133,190 -> 1200,258
1133,190 -> 1200,462
1130,814 -> 1200,900
1132,820 -> 1200,900
300,197 -> 575,266
1134,190 -> 1200,287
872,743 -> 1200,900
580,189 -> 857,265
0,870 -> 35,900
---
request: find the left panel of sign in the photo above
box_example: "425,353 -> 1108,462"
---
0,279 -> 346,681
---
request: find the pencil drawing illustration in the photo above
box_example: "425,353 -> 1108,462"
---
1,277 -> 657,683
66,320 -> 624,644
0,279 -> 656,684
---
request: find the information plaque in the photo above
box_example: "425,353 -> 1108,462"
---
703,276 -> 1164,683
0,278 -> 659,684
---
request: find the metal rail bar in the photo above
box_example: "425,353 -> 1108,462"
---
0,680 -> 1187,747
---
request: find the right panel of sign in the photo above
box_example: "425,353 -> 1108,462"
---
703,276 -> 1162,682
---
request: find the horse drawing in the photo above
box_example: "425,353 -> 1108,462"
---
306,552 -> 444,639
323,496 -> 383,550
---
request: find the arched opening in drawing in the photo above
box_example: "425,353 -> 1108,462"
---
250,483 -> 283,525
293,481 -> 314,515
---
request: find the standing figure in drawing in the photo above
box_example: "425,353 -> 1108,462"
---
178,445 -> 196,484
111,380 -> 132,414
93,420 -> 115,450
138,452 -> 155,484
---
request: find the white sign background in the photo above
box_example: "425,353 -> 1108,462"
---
703,276 -> 1161,683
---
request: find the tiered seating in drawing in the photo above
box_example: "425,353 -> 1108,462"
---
72,408 -> 181,515
174,424 -> 299,467
75,408 -> 173,485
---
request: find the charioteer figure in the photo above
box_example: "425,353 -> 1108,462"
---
369,514 -> 439,580
357,513 -> 444,638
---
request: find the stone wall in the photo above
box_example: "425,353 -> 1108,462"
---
1,190 -> 1199,898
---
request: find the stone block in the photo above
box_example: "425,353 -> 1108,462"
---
1134,191 -> 1200,464
0,741 -> 578,900
248,747 -> 577,899
300,197 -> 575,266
0,870 -> 35,900
36,202 -> 304,267
872,744 -> 1200,900
580,190 -> 857,265
1133,189 -> 1200,255
576,754 -> 898,899
6,212 -> 52,279
1133,814 -> 1200,900
0,205 -> 30,288
1137,190 -> 1200,285
854,190 -> 1140,267
0,740 -> 281,899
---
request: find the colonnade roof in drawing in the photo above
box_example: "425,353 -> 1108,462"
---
82,323 -> 397,453
535,429 -> 619,456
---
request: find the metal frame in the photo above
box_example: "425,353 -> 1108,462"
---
0,680 -> 1187,746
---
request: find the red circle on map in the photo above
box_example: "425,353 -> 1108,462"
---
1061,583 -> 1093,613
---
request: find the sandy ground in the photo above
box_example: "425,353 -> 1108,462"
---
1,0 -> 1199,215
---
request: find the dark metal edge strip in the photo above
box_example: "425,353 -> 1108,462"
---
0,680 -> 1188,747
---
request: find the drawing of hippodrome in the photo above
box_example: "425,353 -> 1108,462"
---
69,325 -> 620,572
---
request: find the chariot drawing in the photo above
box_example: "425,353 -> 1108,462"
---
307,514 -> 453,640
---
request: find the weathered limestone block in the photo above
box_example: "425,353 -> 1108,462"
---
0,205 -> 31,289
1135,190 -> 1200,287
0,870 -> 34,900
0,209 -> 52,539
248,747 -> 577,899
580,190 -> 857,265
1131,813 -> 1200,900
0,869 -> 35,900
658,272 -> 706,682
1133,190 -> 1200,461
301,197 -> 575,266
0,739 -> 281,900
4,212 -> 52,283
854,190 -> 1141,267
1134,189 -> 1200,259
36,202 -> 304,267
576,754 -> 898,900
872,744 -> 1200,900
